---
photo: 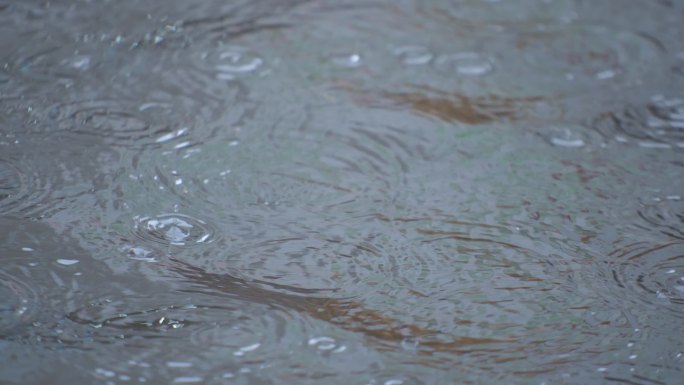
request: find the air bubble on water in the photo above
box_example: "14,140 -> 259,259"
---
65,55 -> 92,71
173,376 -> 203,383
392,46 -> 433,65
95,368 -> 116,378
637,141 -> 671,149
332,53 -> 362,68
308,336 -> 335,346
216,51 -> 263,73
544,125 -> 588,148
166,361 -> 193,368
234,342 -> 260,356
21,247 -> 34,252
57,259 -> 79,266
124,246 -> 157,262
156,128 -> 188,143
595,69 -> 616,80
384,380 -> 403,385
435,52 -> 494,76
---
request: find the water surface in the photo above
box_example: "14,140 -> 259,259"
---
1,1 -> 684,384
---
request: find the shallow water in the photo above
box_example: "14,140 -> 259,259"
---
1,1 -> 684,384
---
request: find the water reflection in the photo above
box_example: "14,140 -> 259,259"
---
380,86 -> 560,124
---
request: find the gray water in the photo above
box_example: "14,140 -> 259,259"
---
1,1 -> 684,384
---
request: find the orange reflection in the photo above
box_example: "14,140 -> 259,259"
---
167,258 -> 516,355
380,86 -> 560,124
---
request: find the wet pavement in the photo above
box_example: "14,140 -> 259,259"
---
1,1 -> 684,384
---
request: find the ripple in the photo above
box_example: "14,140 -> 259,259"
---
67,296 -> 207,341
0,158 -> 50,216
4,44 -> 82,85
419,0 -> 577,26
601,241 -> 684,319
133,214 -> 216,247
63,289 -> 383,382
592,95 -> 684,148
168,0 -> 303,42
156,45 -> 263,105
42,99 -> 187,149
263,105 -> 437,200
638,199 -> 684,240
0,269 -> 39,337
2,34 -> 130,91
515,25 -> 664,84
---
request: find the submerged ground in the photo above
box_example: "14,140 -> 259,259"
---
1,1 -> 684,384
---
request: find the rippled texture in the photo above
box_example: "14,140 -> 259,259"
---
2,1 -> 684,384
